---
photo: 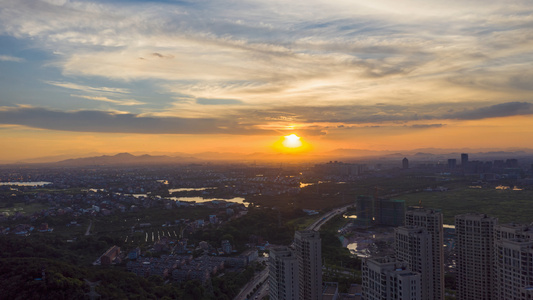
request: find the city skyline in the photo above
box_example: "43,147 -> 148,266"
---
1,0 -> 533,162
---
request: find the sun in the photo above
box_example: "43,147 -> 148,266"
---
272,133 -> 311,154
282,134 -> 302,148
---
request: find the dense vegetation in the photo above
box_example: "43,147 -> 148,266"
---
0,234 -> 264,299
401,187 -> 533,224
320,216 -> 360,267
192,206 -> 304,250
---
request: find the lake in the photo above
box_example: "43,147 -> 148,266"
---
169,196 -> 248,207
168,187 -> 217,193
0,181 -> 52,187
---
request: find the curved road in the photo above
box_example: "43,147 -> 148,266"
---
233,267 -> 269,300
306,203 -> 355,231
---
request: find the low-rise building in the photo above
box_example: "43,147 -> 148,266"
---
101,245 -> 120,265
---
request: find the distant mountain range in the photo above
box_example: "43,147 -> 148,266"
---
54,153 -> 202,166
324,148 -> 533,162
4,148 -> 533,166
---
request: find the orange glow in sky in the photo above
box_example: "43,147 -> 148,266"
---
1,1 -> 533,163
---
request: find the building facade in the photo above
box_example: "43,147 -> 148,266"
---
395,226 -> 433,300
269,247 -> 299,300
494,224 -> 533,300
455,213 -> 497,300
404,208 -> 444,300
494,238 -> 533,300
294,230 -> 322,300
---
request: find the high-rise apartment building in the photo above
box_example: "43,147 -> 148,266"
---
362,256 -> 421,300
395,226 -> 433,300
294,230 -> 322,300
268,247 -> 299,300
356,195 -> 405,227
495,223 -> 533,241
404,208 -> 444,300
494,238 -> 533,300
494,224 -> 533,300
455,213 -> 497,300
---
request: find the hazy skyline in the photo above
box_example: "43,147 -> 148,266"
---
1,0 -> 533,162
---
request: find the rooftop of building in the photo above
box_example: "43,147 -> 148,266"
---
455,213 -> 497,220
497,223 -> 533,231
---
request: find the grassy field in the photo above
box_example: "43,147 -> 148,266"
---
400,187 -> 533,224
286,215 -> 317,230
0,202 -> 50,216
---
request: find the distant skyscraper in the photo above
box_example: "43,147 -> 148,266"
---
455,213 -> 497,300
402,157 -> 409,169
404,208 -> 444,300
447,159 -> 457,169
269,247 -> 299,300
294,230 -> 322,300
461,153 -> 469,167
395,226 -> 433,300
362,256 -> 421,300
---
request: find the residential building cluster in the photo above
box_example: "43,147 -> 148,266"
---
362,208 -> 444,300
125,250 -> 259,283
268,207 -> 533,300
361,208 -> 533,300
454,214 -> 533,300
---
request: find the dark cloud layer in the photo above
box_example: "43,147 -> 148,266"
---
0,106 -> 257,135
409,124 -> 445,129
444,102 -> 533,120
0,101 -> 530,135
238,101 -> 533,124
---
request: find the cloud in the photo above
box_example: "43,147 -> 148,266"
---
196,98 -> 244,105
409,124 -> 445,129
0,105 -> 317,135
45,81 -> 130,94
151,53 -> 174,59
230,101 -> 533,125
71,94 -> 145,106
3,0 -> 529,96
1,0 -> 532,132
444,102 -> 533,120
0,55 -> 24,62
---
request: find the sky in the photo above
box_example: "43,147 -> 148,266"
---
1,0 -> 533,162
